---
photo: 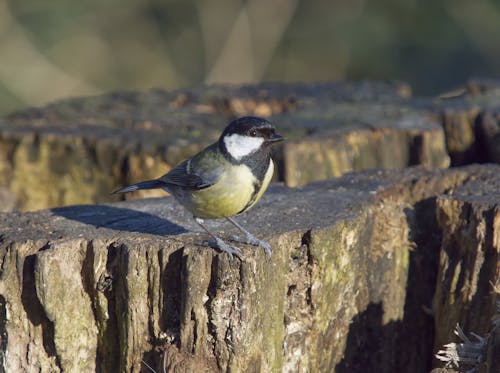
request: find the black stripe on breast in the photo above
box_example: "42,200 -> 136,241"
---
237,149 -> 271,214
237,178 -> 263,214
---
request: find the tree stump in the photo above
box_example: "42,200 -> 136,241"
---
1,165 -> 498,372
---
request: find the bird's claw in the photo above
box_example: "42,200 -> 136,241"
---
230,234 -> 272,256
215,237 -> 243,260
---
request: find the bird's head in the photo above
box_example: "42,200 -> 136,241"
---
219,116 -> 283,161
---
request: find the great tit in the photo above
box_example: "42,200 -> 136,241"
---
113,116 -> 284,259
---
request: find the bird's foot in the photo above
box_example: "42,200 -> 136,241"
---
231,234 -> 272,256
214,237 -> 243,260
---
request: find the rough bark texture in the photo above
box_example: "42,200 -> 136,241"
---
435,78 -> 500,166
0,81 -> 453,211
1,165 -> 498,372
434,168 -> 500,352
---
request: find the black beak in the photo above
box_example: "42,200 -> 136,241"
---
267,133 -> 284,143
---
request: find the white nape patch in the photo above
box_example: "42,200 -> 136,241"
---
223,133 -> 264,160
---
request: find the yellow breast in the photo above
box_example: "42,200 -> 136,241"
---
183,164 -> 257,219
177,160 -> 274,219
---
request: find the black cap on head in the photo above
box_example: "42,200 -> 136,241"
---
220,116 -> 274,139
218,116 -> 283,163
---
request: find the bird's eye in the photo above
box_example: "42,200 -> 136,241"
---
249,130 -> 257,137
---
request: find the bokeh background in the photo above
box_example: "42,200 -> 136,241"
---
1,0 -> 500,115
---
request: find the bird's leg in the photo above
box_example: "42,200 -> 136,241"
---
194,217 -> 243,259
226,217 -> 272,256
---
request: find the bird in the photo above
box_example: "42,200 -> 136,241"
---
113,116 -> 284,259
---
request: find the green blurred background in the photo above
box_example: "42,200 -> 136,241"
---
1,0 -> 500,115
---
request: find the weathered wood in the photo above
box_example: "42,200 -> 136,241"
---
433,164 -> 500,371
2,80 -> 500,213
433,78 -> 500,166
0,165 -> 498,372
0,81 -> 452,211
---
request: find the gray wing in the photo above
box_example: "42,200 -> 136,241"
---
158,159 -> 214,190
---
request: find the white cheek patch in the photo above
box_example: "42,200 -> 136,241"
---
224,134 -> 265,160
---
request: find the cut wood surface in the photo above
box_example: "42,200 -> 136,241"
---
1,165 -> 498,372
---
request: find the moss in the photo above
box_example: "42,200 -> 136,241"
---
305,220 -> 367,369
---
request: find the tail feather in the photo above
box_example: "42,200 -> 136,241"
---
112,179 -> 165,194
